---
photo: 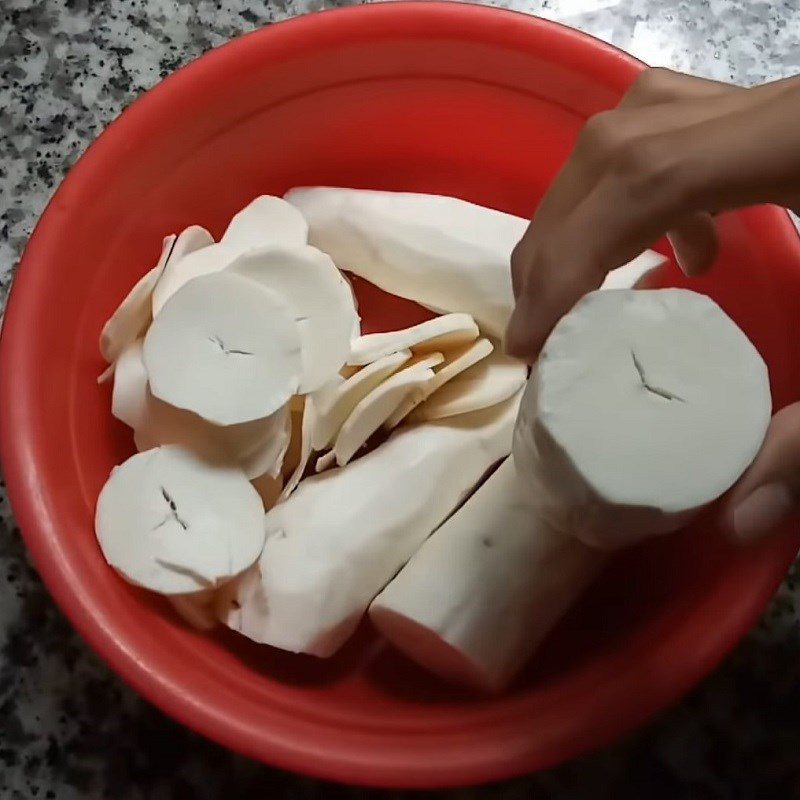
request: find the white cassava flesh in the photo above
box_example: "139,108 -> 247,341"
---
311,350 -> 412,451
99,234 -> 176,366
370,458 -> 604,692
385,338 -> 494,429
402,351 -> 445,370
222,395 -> 521,656
285,187 -> 525,339
146,226 -> 215,317
315,450 -> 336,473
333,363 -> 435,466
221,195 -> 308,255
348,313 -> 478,366
599,249 -> 667,290
95,446 -> 265,594
115,340 -> 291,479
228,246 -> 357,392
286,187 -> 667,339
144,271 -> 301,425
280,395 -> 319,500
513,289 -> 771,549
151,242 -> 234,317
409,350 -> 528,422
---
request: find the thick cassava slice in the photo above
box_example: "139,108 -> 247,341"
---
311,350 -> 412,451
228,246 -> 357,392
144,226 -> 215,319
238,405 -> 292,480
385,338 -> 494,429
513,288 -> 771,549
115,340 -> 290,479
222,395 -> 521,656
144,271 -> 301,425
99,234 -> 176,367
370,457 -> 604,692
151,242 -> 234,317
95,446 -> 265,594
409,350 -> 528,422
221,195 -> 308,254
348,313 -> 478,366
333,363 -> 435,466
286,187 -> 667,339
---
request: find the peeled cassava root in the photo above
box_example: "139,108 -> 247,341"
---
372,288 -> 770,691
222,394 -> 521,657
286,187 -> 667,339
370,458 -> 604,692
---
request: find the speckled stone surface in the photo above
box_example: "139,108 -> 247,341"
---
2,1 -> 800,797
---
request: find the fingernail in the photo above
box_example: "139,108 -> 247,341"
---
731,483 -> 795,542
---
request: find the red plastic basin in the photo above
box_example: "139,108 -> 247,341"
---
2,2 -> 800,788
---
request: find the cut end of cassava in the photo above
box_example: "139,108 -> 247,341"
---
228,245 -> 358,393
221,195 -> 308,255
348,313 -> 479,366
95,445 -> 265,594
516,288 -> 771,547
143,271 -> 301,426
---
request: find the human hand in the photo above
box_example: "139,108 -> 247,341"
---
506,68 -> 800,360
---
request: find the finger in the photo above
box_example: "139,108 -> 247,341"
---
666,211 -> 719,276
619,68 -> 734,109
509,137 -> 697,360
505,265 -> 600,361
723,403 -> 800,542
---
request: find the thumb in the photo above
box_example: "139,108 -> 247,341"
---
724,402 -> 800,543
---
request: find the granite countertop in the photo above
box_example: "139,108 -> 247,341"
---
2,1 -> 800,797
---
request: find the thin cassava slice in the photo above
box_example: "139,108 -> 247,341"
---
221,195 -> 308,255
348,313 -> 478,366
370,457 -> 604,692
95,445 -> 265,594
144,271 -> 301,425
222,395 -> 521,657
332,363 -> 435,466
408,350 -> 528,422
228,245 -> 358,392
99,234 -> 176,367
311,350 -> 412,451
513,288 -> 771,549
385,337 -> 494,429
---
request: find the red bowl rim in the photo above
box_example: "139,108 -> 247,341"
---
2,2 -> 800,788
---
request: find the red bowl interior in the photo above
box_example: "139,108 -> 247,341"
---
2,2 -> 800,789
